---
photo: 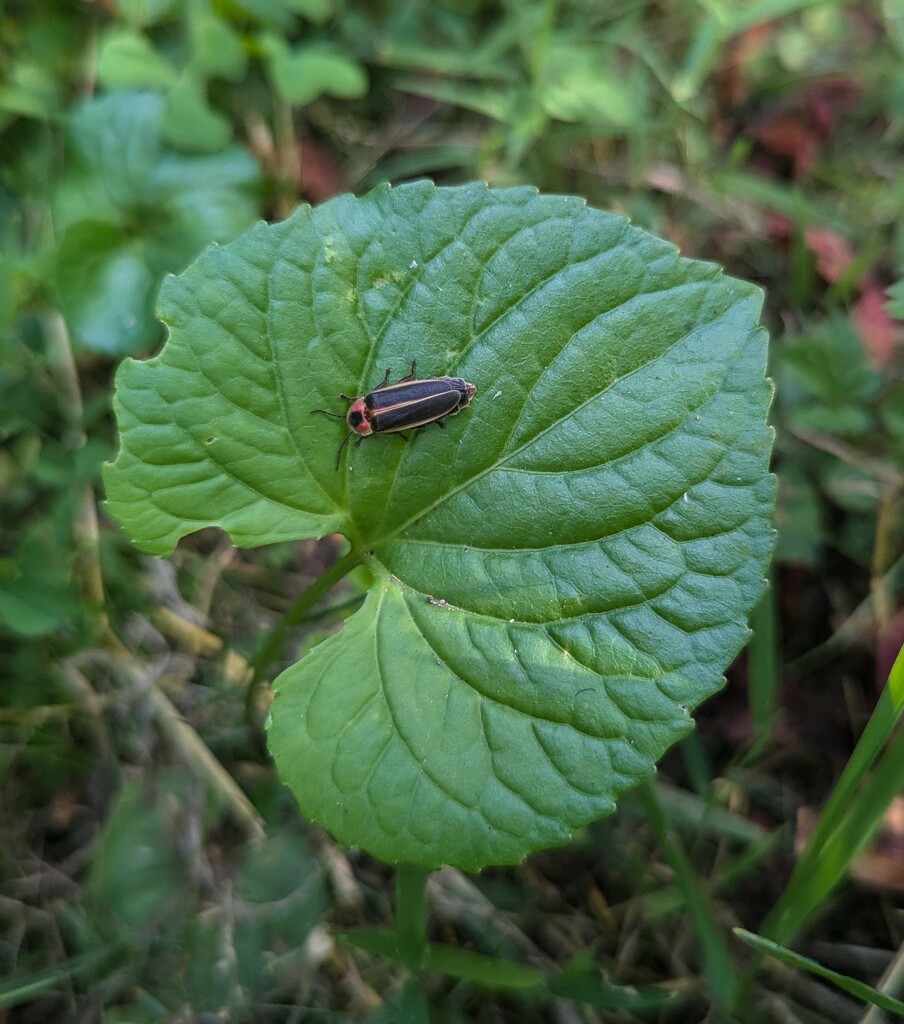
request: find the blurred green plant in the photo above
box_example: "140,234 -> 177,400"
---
772,315 -> 904,569
3,0 -> 904,1020
55,92 -> 260,354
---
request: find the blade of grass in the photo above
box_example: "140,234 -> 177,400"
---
0,951 -> 110,1009
725,0 -> 852,37
341,930 -> 545,989
861,943 -> 904,1024
763,644 -> 904,944
392,77 -> 513,122
638,782 -> 738,1011
647,779 -> 766,844
645,832 -> 781,920
747,578 -> 780,756
712,171 -> 852,232
734,929 -> 904,1016
671,13 -> 722,103
679,730 -> 716,803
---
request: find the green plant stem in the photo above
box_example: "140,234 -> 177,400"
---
244,547 -> 364,724
395,863 -> 430,967
273,97 -> 298,220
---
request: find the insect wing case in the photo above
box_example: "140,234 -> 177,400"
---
367,377 -> 474,433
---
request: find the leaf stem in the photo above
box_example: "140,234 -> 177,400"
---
245,546 -> 364,724
395,863 -> 430,968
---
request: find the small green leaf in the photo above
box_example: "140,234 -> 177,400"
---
284,0 -> 332,21
0,527 -> 80,637
105,183 -> 775,869
270,46 -> 368,105
230,0 -> 297,29
0,61 -> 59,121
189,14 -> 248,81
97,28 -> 178,90
780,317 -> 881,406
54,92 -> 260,353
162,78 -> 232,153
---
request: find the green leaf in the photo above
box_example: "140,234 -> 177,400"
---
270,45 -> 368,105
0,61 -> 60,121
114,0 -> 181,25
54,92 -> 260,353
55,221 -> 161,354
230,0 -> 300,29
97,28 -> 178,90
189,14 -> 248,81
284,0 -> 333,23
780,317 -> 881,406
777,317 -> 882,439
162,78 -> 233,153
104,182 -> 775,869
0,527 -> 80,637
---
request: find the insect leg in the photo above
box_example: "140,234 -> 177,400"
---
396,359 -> 418,383
334,431 -> 354,470
372,368 -> 393,391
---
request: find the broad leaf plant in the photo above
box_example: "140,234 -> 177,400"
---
105,182 -> 775,871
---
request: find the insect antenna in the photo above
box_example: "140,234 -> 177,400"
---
310,408 -> 345,419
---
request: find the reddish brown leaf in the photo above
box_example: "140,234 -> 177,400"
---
804,228 -> 855,284
853,282 -> 902,367
748,78 -> 859,180
752,111 -> 822,178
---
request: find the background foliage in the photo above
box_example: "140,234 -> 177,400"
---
2,0 -> 904,1021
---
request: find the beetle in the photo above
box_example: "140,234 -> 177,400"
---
311,360 -> 477,469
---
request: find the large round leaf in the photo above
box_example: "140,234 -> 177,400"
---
104,182 -> 775,870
